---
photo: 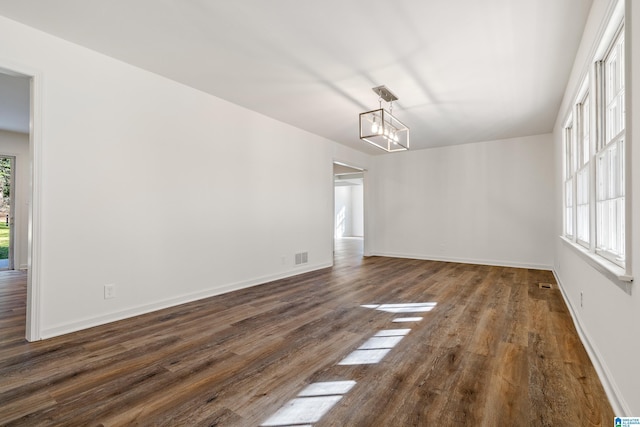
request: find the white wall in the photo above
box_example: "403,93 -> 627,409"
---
334,183 -> 363,238
0,15 -> 370,338
553,0 -> 640,416
334,186 -> 351,238
351,184 -> 364,236
369,134 -> 555,269
0,130 -> 29,269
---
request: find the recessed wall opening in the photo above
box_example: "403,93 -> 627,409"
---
0,66 -> 37,341
0,156 -> 15,270
333,162 -> 364,259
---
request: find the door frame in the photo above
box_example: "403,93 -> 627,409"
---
0,61 -> 43,342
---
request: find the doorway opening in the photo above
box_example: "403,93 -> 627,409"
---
0,65 -> 38,341
0,156 -> 15,270
333,162 -> 364,260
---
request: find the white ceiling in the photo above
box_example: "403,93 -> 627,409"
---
0,0 -> 593,153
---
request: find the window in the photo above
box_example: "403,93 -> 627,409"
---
576,93 -> 590,245
562,20 -> 627,273
564,120 -> 575,238
564,79 -> 590,246
596,28 -> 625,265
564,91 -> 591,247
576,167 -> 589,243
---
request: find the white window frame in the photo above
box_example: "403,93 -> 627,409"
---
576,89 -> 590,247
563,78 -> 588,244
595,26 -> 625,266
560,5 -> 631,283
563,118 -> 575,239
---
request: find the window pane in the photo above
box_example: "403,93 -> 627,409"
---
565,179 -> 574,237
580,96 -> 589,167
596,140 -> 625,260
576,167 -> 589,243
605,32 -> 625,141
595,28 -> 625,265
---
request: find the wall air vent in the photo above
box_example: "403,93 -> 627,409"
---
295,252 -> 308,265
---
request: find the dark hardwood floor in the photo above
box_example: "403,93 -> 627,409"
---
0,239 -> 613,426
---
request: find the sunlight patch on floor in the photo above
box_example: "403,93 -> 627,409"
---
361,302 -> 437,314
261,381 -> 356,426
338,328 -> 410,365
392,317 -> 423,322
262,303 -> 436,425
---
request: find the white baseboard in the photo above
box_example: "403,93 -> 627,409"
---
40,261 -> 333,339
370,251 -> 552,271
553,270 -> 630,416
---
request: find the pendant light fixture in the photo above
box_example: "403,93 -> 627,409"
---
359,85 -> 409,152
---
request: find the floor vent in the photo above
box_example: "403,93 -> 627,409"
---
295,252 -> 308,265
538,283 -> 553,290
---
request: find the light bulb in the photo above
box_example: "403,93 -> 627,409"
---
371,121 -> 378,134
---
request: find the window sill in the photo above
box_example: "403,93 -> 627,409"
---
559,236 -> 633,292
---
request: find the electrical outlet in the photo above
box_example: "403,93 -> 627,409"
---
104,284 -> 115,299
580,291 -> 583,308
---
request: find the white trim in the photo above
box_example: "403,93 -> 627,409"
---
332,160 -> 367,172
27,70 -> 43,342
369,251 -> 552,271
560,236 -> 632,287
40,261 -> 332,339
553,269 -> 630,416
623,0 -> 634,288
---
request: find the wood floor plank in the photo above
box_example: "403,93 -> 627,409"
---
480,342 -> 530,426
0,240 -> 613,425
